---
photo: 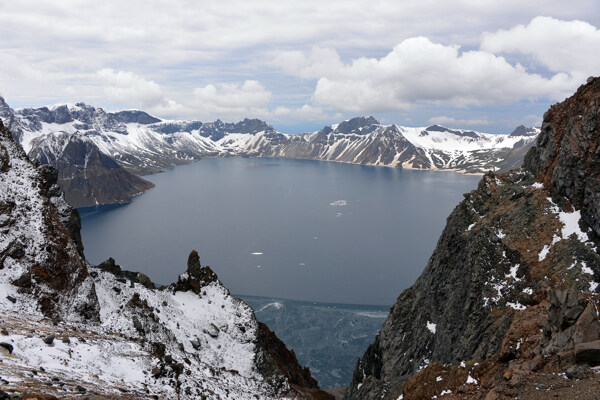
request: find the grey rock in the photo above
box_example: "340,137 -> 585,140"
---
0,342 -> 13,354
43,335 -> 55,345
566,364 -> 592,379
204,323 -> 220,338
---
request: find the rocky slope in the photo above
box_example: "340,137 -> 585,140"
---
0,119 -> 331,399
1,97 -> 537,207
345,78 -> 600,399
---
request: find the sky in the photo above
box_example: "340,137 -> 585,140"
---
1,0 -> 599,133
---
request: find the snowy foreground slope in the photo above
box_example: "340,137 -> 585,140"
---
0,120 -> 330,399
0,97 -> 537,207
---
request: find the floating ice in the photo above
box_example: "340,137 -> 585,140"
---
251,252 -> 263,255
330,200 -> 347,206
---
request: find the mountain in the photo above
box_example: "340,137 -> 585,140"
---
346,78 -> 600,399
0,119 -> 332,399
243,120 -> 537,173
0,98 -> 155,208
1,97 -> 537,208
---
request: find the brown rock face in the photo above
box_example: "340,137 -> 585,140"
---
525,76 -> 600,241
347,78 -> 600,399
255,321 -> 334,400
0,120 -> 99,322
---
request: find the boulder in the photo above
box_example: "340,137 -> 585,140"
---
574,340 -> 600,366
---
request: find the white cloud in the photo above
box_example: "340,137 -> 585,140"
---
193,80 -> 271,110
271,104 -> 341,121
428,116 -> 491,127
272,47 -> 344,79
481,16 -> 600,78
310,36 -> 577,112
97,68 -> 171,109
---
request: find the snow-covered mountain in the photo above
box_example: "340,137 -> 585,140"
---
0,97 -> 538,207
0,119 -> 331,399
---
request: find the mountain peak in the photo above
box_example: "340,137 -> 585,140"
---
110,109 -> 161,124
335,116 -> 380,134
509,125 -> 538,137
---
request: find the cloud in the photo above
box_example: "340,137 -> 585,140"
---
97,68 -> 174,109
193,80 -> 271,110
428,116 -> 491,127
271,104 -> 341,121
272,47 -> 344,79
305,36 -> 578,112
481,16 -> 600,78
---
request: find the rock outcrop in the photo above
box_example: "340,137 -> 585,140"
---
346,78 -> 600,399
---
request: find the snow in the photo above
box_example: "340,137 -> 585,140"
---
436,376 -> 443,382
467,223 -> 476,231
506,264 -> 521,281
426,321 -> 437,334
440,390 -> 452,395
466,375 -> 478,384
581,262 -> 593,275
531,182 -> 544,189
559,209 -> 589,242
506,302 -> 526,310
539,235 -> 561,261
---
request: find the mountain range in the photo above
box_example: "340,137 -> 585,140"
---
0,97 -> 538,207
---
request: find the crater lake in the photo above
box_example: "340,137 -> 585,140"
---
79,157 -> 479,306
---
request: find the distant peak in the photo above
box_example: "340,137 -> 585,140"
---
335,116 -> 380,134
110,110 -> 161,125
425,124 -> 450,132
509,125 -> 537,137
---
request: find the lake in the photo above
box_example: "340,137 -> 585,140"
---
79,157 -> 479,305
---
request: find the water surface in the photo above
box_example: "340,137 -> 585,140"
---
80,157 -> 479,305
241,295 -> 388,388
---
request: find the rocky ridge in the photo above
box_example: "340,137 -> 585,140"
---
1,97 -> 537,207
346,78 -> 600,399
0,119 -> 331,399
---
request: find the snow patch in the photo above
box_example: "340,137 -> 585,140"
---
426,321 -> 437,334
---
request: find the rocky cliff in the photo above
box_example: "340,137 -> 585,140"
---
0,119 -> 331,399
346,78 -> 600,399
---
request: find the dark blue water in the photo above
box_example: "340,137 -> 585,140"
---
79,157 -> 479,305
240,295 -> 388,388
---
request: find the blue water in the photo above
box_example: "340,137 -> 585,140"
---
240,295 -> 388,388
79,157 -> 479,305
